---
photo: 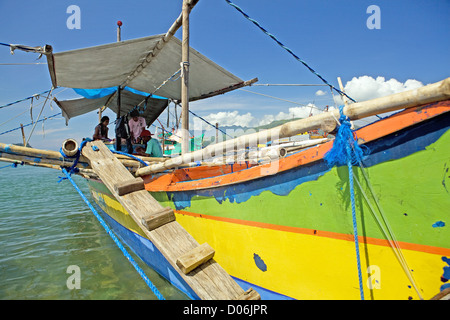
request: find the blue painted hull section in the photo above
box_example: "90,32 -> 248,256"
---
93,200 -> 293,300
93,202 -> 199,300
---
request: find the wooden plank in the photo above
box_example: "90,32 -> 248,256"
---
81,140 -> 248,300
155,222 -> 244,299
176,243 -> 215,274
114,177 -> 145,196
141,207 -> 175,231
431,288 -> 450,300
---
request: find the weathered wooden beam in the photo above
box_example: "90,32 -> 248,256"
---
114,177 -> 145,196
0,141 -> 162,171
430,287 -> 450,300
141,207 -> 176,231
176,243 -> 215,274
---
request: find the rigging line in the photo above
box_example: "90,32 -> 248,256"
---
0,87 -> 67,128
25,87 -> 54,146
0,113 -> 61,136
238,88 -> 308,107
118,70 -> 181,123
253,83 -> 329,87
134,68 -> 182,110
0,87 -> 58,109
170,102 -> 232,138
0,62 -> 47,65
239,88 -> 329,113
224,0 -> 356,103
188,109 -> 233,139
354,158 -> 424,300
352,173 -> 424,300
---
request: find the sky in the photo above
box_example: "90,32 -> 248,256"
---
0,0 -> 449,150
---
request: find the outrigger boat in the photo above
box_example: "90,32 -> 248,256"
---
1,0 -> 449,300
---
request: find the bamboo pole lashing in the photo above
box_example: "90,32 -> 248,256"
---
0,142 -> 166,171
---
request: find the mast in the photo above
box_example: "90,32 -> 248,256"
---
181,0 -> 190,155
115,20 -> 123,152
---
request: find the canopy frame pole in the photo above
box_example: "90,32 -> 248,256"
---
115,21 -> 123,152
96,0 -> 199,127
115,86 -> 122,151
119,0 -> 199,91
181,0 -> 191,155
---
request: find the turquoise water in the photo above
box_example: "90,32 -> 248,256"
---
0,162 -> 188,300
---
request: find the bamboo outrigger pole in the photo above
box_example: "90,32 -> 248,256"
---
135,77 -> 450,176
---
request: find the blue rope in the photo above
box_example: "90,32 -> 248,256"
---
324,106 -> 367,167
0,161 -> 24,170
58,139 -> 88,181
60,167 -> 165,300
111,150 -> 148,167
0,88 -> 57,109
224,0 -> 355,103
324,106 -> 367,300
346,144 -> 364,300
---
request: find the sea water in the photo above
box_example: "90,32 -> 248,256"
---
0,162 -> 188,300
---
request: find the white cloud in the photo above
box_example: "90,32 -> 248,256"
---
258,104 -> 322,126
196,103 -> 323,130
191,75 -> 425,132
202,111 -> 255,127
315,89 -> 326,96
335,76 -> 424,104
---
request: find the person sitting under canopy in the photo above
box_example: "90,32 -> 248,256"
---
135,130 -> 163,157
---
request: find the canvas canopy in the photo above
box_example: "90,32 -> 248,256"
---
46,34 -> 246,101
54,89 -> 168,125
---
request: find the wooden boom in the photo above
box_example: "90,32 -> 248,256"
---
135,77 -> 450,176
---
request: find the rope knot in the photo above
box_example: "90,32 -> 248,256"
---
324,105 -> 369,167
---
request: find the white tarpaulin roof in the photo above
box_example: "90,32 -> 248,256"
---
54,89 -> 168,125
46,34 -> 245,101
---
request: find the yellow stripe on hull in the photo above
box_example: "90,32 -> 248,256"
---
90,188 -> 445,300
175,212 -> 445,300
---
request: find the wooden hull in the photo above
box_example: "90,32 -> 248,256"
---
87,101 -> 450,299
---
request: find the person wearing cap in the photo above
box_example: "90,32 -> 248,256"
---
128,110 -> 147,144
135,129 -> 163,157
